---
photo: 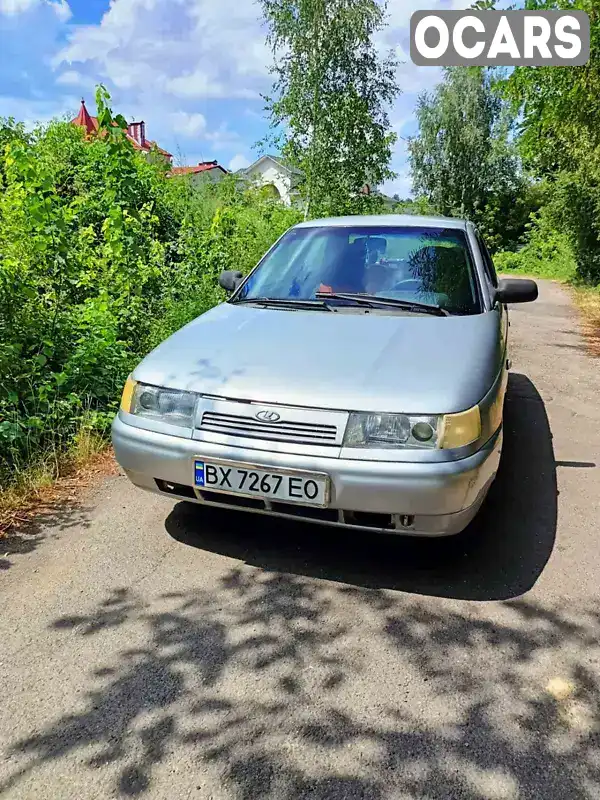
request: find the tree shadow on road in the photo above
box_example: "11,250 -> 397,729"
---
165,373 -> 558,601
3,575 -> 600,799
0,502 -> 94,572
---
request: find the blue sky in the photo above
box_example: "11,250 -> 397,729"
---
0,0 -> 485,197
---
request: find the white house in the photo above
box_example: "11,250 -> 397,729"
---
237,154 -> 397,210
237,154 -> 303,206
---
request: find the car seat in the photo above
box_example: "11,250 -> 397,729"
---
320,238 -> 367,294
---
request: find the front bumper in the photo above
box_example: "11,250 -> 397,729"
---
112,415 -> 502,536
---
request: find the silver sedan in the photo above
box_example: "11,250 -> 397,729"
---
112,214 -> 537,536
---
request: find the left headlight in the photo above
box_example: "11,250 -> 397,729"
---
343,406 -> 482,450
343,412 -> 442,449
120,377 -> 198,429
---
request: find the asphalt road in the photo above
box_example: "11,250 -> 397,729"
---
1,279 -> 600,800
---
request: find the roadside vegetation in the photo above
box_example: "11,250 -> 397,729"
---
406,0 -> 600,343
0,89 -> 302,523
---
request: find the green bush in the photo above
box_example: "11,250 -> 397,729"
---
493,205 -> 577,282
0,87 -> 301,488
549,164 -> 600,285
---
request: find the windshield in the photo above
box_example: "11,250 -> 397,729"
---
234,225 -> 481,315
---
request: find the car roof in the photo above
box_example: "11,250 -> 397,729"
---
294,214 -> 469,231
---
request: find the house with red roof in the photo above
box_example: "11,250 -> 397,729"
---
71,99 -> 173,163
167,160 -> 228,185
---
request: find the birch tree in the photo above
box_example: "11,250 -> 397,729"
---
260,0 -> 400,218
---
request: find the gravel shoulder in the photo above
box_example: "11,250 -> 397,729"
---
1,279 -> 599,800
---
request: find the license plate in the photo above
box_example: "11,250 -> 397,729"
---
194,459 -> 330,507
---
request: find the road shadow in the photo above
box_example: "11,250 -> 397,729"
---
4,575 -> 600,798
0,502 -> 94,572
165,373 -> 558,601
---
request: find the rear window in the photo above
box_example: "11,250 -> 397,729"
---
238,225 -> 482,315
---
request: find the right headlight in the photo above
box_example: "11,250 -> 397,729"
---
120,377 -> 198,429
343,406 -> 481,450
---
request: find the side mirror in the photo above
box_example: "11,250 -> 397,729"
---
219,270 -> 244,293
494,278 -> 538,305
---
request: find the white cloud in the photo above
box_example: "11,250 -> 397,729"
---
50,0 -> 70,20
170,110 -> 207,136
376,0 -> 474,97
392,113 -> 415,138
166,71 -> 220,99
56,69 -> 84,85
167,111 -> 240,152
0,0 -> 37,12
57,0 -> 271,101
382,134 -> 413,199
0,0 -> 35,12
203,122 -> 241,151
0,0 -> 71,17
166,71 -> 259,100
0,94 -> 77,129
228,153 -> 250,172
382,170 -> 412,200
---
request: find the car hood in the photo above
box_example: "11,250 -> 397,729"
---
134,303 -> 503,414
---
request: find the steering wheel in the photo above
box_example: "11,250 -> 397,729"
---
392,279 -> 422,292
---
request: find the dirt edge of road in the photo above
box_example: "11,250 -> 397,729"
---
572,285 -> 600,357
0,448 -> 119,541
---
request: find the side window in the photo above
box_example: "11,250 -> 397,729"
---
475,230 -> 498,288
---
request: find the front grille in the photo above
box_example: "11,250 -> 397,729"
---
199,411 -> 338,446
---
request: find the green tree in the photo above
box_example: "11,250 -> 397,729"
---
502,0 -> 600,283
393,196 -> 437,216
504,0 -> 600,176
408,67 -> 531,251
259,0 -> 400,218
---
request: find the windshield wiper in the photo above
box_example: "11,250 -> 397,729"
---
314,292 -> 449,317
231,296 -> 333,311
